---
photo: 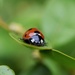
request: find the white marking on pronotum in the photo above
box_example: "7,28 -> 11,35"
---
38,34 -> 41,36
34,33 -> 37,35
41,39 -> 43,43
31,39 -> 35,43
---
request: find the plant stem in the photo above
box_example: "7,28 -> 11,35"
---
0,18 -> 10,31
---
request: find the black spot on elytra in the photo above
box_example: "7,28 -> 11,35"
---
25,34 -> 27,37
34,31 -> 40,33
28,28 -> 33,31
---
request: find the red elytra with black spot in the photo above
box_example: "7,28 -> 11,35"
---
22,28 -> 46,46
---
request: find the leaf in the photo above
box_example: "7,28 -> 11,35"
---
0,65 -> 15,75
9,32 -> 75,68
9,32 -> 52,50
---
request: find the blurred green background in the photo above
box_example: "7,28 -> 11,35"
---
0,0 -> 75,75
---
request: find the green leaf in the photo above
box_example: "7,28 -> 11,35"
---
9,32 -> 52,50
9,32 -> 75,68
0,65 -> 15,75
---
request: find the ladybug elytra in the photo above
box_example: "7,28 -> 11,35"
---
22,28 -> 46,46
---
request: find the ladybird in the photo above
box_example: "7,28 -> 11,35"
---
22,28 -> 46,46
